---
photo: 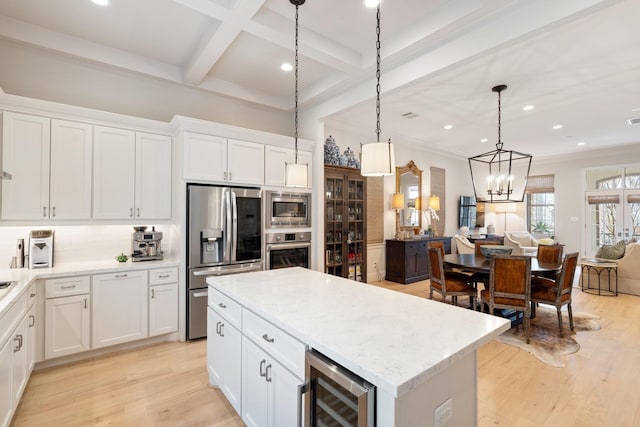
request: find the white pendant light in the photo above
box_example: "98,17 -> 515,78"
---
285,0 -> 308,188
361,3 -> 395,177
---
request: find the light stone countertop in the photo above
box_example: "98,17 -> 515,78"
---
0,258 -> 180,317
207,267 -> 511,398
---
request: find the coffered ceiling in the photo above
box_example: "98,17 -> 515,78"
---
0,0 -> 639,158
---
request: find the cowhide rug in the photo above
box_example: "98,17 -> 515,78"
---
494,306 -> 601,367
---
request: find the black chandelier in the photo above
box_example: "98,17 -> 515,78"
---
468,84 -> 532,203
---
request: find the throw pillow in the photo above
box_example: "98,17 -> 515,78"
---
595,240 -> 626,259
538,238 -> 554,245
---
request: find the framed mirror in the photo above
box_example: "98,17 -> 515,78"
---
396,160 -> 423,232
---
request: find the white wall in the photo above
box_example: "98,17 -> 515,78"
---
0,38 -> 291,136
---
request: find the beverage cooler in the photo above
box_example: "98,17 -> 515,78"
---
303,350 -> 376,426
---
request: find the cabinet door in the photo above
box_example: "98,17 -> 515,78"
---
149,283 -> 178,337
228,139 -> 264,185
264,145 -> 291,187
93,126 -> 136,219
45,294 -> 91,359
135,132 -> 172,219
0,338 -> 13,427
207,308 -> 242,414
242,337 -> 269,427
11,315 -> 29,408
49,119 -> 93,219
92,271 -> 148,349
183,132 -> 227,182
26,305 -> 36,373
1,112 -> 50,220
270,358 -> 302,427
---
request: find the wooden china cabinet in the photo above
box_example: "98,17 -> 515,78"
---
324,166 -> 367,282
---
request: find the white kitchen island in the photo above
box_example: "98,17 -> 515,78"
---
207,267 -> 510,426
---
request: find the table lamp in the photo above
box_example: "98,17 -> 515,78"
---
392,193 -> 405,239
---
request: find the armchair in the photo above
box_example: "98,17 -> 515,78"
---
453,234 -> 474,254
504,231 -> 539,256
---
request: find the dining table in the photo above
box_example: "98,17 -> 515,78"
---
443,253 -> 562,276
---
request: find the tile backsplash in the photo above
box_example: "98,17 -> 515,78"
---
0,224 -> 179,267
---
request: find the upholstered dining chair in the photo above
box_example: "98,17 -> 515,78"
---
475,240 -> 500,257
480,255 -> 532,343
535,244 -> 564,280
530,252 -> 579,336
428,247 -> 476,308
453,234 -> 474,254
429,240 -> 446,257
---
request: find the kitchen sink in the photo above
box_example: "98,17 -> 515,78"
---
0,281 -> 16,289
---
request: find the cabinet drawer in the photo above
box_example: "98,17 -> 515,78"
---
149,267 -> 178,285
209,288 -> 242,330
45,276 -> 90,298
243,309 -> 306,378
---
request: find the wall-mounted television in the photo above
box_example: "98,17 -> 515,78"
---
459,196 -> 485,228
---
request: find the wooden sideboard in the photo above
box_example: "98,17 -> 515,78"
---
385,237 -> 452,284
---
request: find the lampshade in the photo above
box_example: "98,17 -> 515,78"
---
361,140 -> 395,176
361,4 -> 396,177
285,162 -> 308,187
414,196 -> 421,210
392,193 -> 405,210
468,85 -> 532,203
428,195 -> 440,211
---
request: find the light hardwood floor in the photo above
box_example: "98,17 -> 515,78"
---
13,280 -> 640,426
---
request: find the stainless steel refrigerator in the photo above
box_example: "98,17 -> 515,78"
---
187,184 -> 263,339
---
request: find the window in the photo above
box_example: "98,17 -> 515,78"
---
526,175 -> 555,236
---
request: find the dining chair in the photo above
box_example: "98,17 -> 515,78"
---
428,240 -> 446,257
475,240 -> 500,256
480,255 -> 532,343
530,252 -> 579,336
428,247 -> 477,308
536,244 -> 564,265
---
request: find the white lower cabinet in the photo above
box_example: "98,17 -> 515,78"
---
241,336 -> 301,427
207,307 -> 241,414
92,271 -> 148,349
0,337 -> 13,427
10,314 -> 29,409
149,283 -> 178,337
45,276 -> 91,359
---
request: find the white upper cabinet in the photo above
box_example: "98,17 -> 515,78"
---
50,119 -> 93,220
227,139 -> 264,186
93,126 -> 136,219
93,126 -> 172,220
183,132 -> 264,185
1,112 -> 50,220
183,132 -> 227,182
135,133 -> 172,220
1,112 -> 93,220
264,145 -> 312,188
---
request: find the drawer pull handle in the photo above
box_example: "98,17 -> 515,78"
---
84,298 -> 88,309
265,364 -> 272,382
259,359 -> 266,377
262,334 -> 275,343
151,289 -> 155,299
30,292 -> 36,298
158,274 -> 170,278
216,321 -> 221,335
218,302 -> 227,309
115,274 -> 128,278
29,314 -> 35,327
219,323 -> 224,337
61,285 -> 76,289
14,334 -> 23,352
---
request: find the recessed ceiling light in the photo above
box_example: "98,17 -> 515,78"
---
280,63 -> 293,72
480,138 -> 488,143
444,124 -> 453,130
552,124 -> 563,130
91,0 -> 110,6
577,142 -> 586,146
364,0 -> 381,7
523,105 -> 535,111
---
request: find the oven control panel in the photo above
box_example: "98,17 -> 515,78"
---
266,232 -> 311,243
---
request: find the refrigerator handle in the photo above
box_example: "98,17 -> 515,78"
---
224,189 -> 232,265
231,190 -> 238,263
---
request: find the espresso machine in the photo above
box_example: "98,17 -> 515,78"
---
131,226 -> 163,262
29,230 -> 54,269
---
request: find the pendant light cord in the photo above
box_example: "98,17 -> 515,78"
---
375,5 -> 381,143
293,3 -> 300,163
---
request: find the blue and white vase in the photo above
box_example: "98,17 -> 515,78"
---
324,135 -> 340,165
